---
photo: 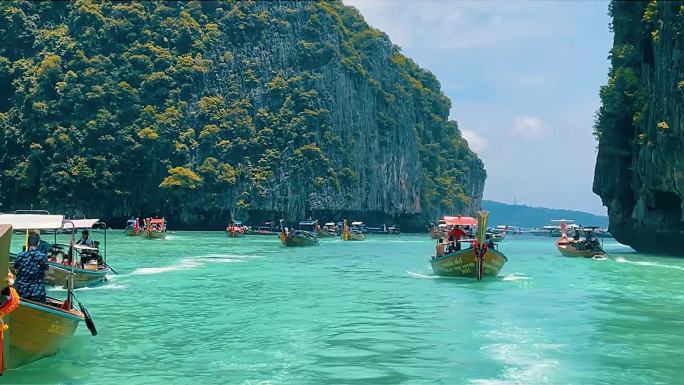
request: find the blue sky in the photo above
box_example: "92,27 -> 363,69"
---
344,0 -> 613,215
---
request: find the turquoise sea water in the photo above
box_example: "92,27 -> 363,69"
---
3,232 -> 684,385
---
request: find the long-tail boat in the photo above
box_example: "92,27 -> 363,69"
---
226,220 -> 245,238
280,220 -> 319,247
342,220 -> 365,241
430,219 -> 448,239
430,211 -> 508,280
556,223 -> 606,258
44,244 -> 110,288
0,217 -> 97,371
49,218 -> 111,288
3,216 -> 112,289
144,217 -> 167,239
124,217 -> 141,236
316,222 -> 338,238
487,225 -> 507,243
245,222 -> 279,236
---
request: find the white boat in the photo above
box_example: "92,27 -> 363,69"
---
531,219 -> 576,237
350,221 -> 366,233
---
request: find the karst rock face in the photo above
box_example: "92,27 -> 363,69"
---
594,0 -> 684,253
0,1 -> 484,230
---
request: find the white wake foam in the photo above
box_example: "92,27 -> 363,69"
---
75,284 -> 128,291
614,256 -> 684,270
501,273 -> 532,281
406,270 -> 439,279
130,259 -> 201,275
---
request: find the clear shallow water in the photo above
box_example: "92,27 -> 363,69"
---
4,232 -> 684,384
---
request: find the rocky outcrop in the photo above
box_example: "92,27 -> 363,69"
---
0,1 -> 484,230
594,1 -> 684,253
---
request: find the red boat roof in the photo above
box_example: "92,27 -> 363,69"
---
443,216 -> 477,226
149,218 -> 165,224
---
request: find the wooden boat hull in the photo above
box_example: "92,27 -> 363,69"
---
556,240 -> 605,258
227,231 -> 244,238
45,262 -> 109,288
280,233 -> 318,247
6,299 -> 83,369
145,230 -> 166,239
343,232 -> 365,241
124,228 -> 139,236
245,230 -> 278,236
316,231 -> 335,238
430,248 -> 507,278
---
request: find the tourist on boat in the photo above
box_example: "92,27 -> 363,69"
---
77,230 -> 94,247
486,234 -> 496,249
13,234 -> 48,303
573,228 -> 580,241
447,226 -> 466,251
28,230 -> 52,254
435,238 -> 445,257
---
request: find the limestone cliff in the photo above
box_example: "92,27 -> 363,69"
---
594,0 -> 684,253
0,1 -> 484,230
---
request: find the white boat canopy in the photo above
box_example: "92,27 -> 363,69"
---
0,214 -> 65,230
550,219 -> 575,223
324,223 -> 336,226
351,221 -> 364,226
67,219 -> 101,229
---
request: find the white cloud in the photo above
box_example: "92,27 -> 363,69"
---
511,116 -> 548,138
461,129 -> 488,153
343,0 -> 573,51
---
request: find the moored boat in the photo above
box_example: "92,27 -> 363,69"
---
342,220 -> 365,241
144,217 -> 167,239
280,220 -> 319,247
124,217 -> 141,236
531,219 -> 576,237
245,222 -> 279,236
529,228 -> 551,236
430,220 -> 448,239
487,225 -> 507,243
0,218 -> 97,371
430,211 -> 508,280
226,220 -> 245,238
317,222 -> 338,237
365,224 -> 400,234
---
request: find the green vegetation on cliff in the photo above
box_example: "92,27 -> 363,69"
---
0,1 -> 483,227
594,0 -> 684,252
